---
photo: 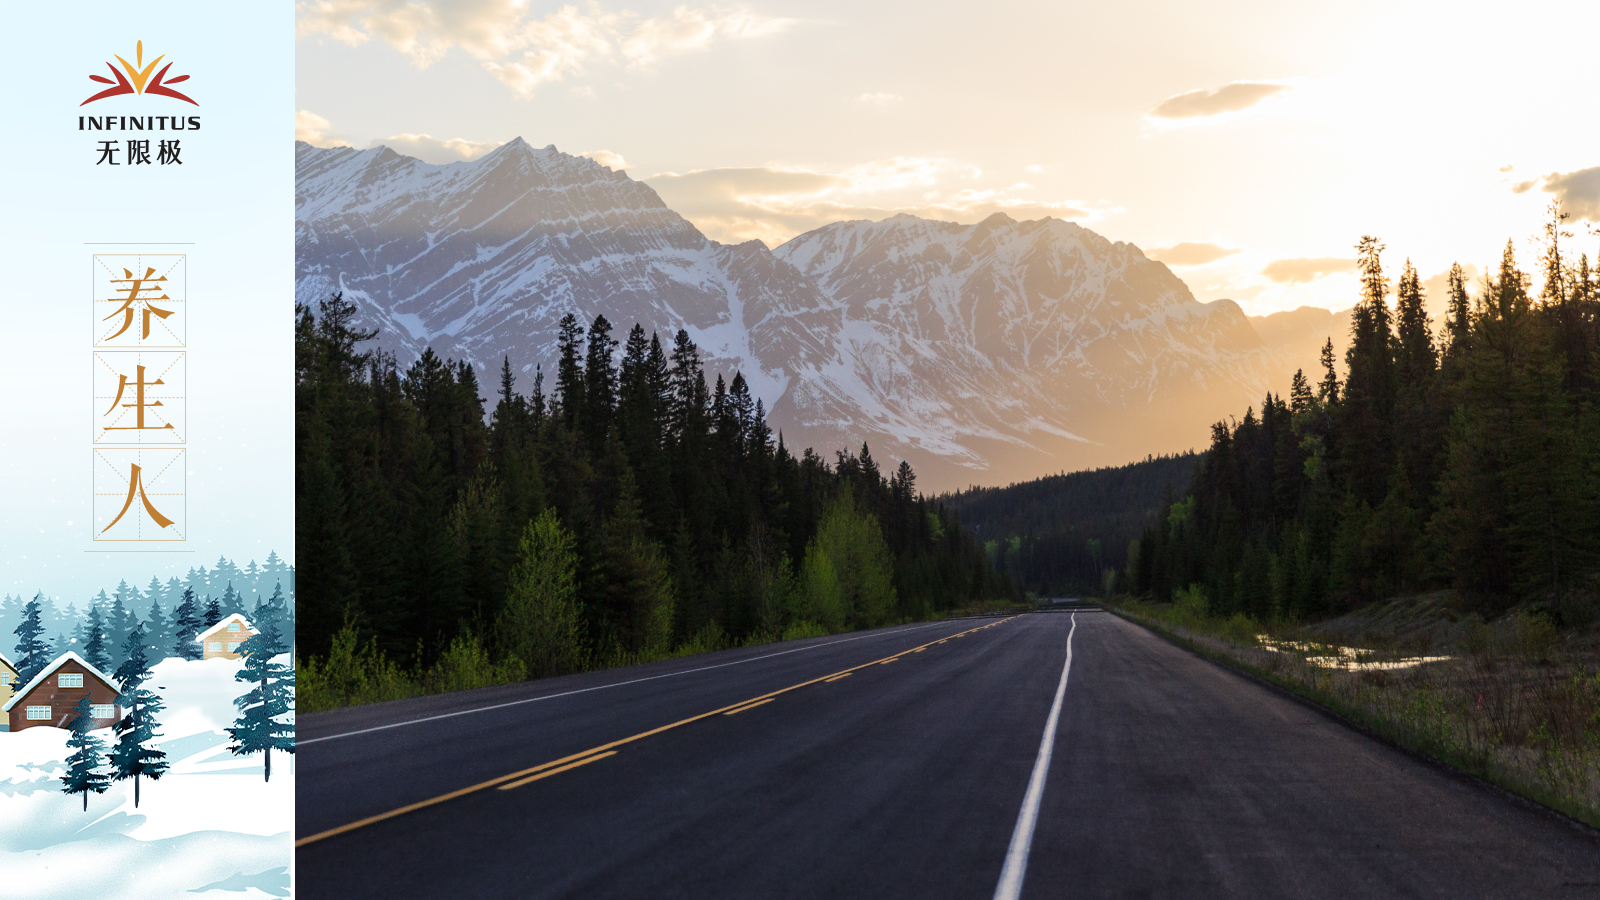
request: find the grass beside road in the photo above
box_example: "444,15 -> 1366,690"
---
296,618 -> 834,714
297,608 -> 1036,715
1107,591 -> 1600,830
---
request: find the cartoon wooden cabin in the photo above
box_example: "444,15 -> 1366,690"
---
2,652 -> 122,733
195,613 -> 256,660
0,650 -> 20,709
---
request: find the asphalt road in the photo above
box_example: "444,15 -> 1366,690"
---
297,611 -> 1600,899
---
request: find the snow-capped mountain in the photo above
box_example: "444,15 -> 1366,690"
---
295,139 -> 1333,488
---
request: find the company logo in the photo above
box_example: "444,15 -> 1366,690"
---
82,41 -> 196,107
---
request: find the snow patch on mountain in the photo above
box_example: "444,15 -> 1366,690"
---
297,140 -> 1337,487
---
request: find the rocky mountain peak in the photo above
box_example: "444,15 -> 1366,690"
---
296,141 -> 1330,487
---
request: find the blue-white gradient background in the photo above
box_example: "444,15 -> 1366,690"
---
0,4 -> 293,604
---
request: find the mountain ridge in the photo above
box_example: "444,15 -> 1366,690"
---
295,139 -> 1344,488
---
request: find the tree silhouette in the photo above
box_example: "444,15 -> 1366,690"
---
227,619 -> 295,781
61,696 -> 111,811
111,624 -> 168,808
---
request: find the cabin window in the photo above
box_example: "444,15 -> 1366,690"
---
209,642 -> 222,652
0,673 -> 9,685
227,641 -> 240,651
228,622 -> 241,632
91,704 -> 116,719
58,673 -> 83,688
26,706 -> 49,720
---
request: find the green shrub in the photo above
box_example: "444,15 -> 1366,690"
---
296,621 -> 419,713
424,630 -> 526,694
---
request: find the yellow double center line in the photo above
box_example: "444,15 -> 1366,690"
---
295,616 -> 1016,847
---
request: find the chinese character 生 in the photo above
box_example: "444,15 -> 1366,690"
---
102,364 -> 174,434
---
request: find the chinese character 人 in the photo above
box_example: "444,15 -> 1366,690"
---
102,462 -> 175,533
93,448 -> 184,541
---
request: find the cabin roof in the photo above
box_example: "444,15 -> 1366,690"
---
1,651 -> 120,712
194,613 -> 255,643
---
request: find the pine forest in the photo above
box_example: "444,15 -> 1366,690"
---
294,295 -> 1018,706
1129,215 -> 1600,624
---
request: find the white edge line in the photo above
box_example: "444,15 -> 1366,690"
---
300,621 -> 948,745
993,612 -> 1076,900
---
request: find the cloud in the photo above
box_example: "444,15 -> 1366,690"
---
855,92 -> 902,105
295,109 -> 351,147
578,149 -> 631,170
1498,164 -> 1513,173
1146,241 -> 1241,267
296,1 -> 796,98
647,158 -> 1106,246
1520,166 -> 1600,220
1262,257 -> 1357,284
1149,81 -> 1288,119
1024,164 -> 1045,174
373,133 -> 502,163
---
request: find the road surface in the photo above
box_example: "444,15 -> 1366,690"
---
296,611 -> 1600,898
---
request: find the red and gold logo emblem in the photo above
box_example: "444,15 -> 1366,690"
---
82,41 -> 196,107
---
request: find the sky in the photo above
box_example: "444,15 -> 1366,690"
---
295,0 -> 1599,316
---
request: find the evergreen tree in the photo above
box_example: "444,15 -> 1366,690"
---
600,470 -> 674,657
60,696 -> 111,811
555,313 -> 586,429
172,588 -> 204,660
1289,369 -> 1314,415
105,591 -> 137,672
83,604 -> 111,673
144,596 -> 169,663
203,596 -> 223,628
496,508 -> 586,677
1392,258 -> 1441,501
111,625 -> 168,808
582,314 -> 619,453
252,582 -> 292,652
226,618 -> 295,782
1443,262 -> 1473,363
13,592 -> 51,684
1317,338 -> 1341,403
1341,236 -> 1396,505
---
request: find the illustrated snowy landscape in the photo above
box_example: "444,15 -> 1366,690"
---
0,653 -> 293,898
0,559 -> 295,900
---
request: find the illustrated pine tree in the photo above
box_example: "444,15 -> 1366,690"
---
106,590 -> 138,672
203,595 -> 223,628
110,624 -> 168,808
13,592 -> 52,684
252,582 -> 290,647
83,604 -> 112,673
61,696 -> 111,811
172,588 -> 204,660
227,618 -> 295,781
144,595 -> 169,662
